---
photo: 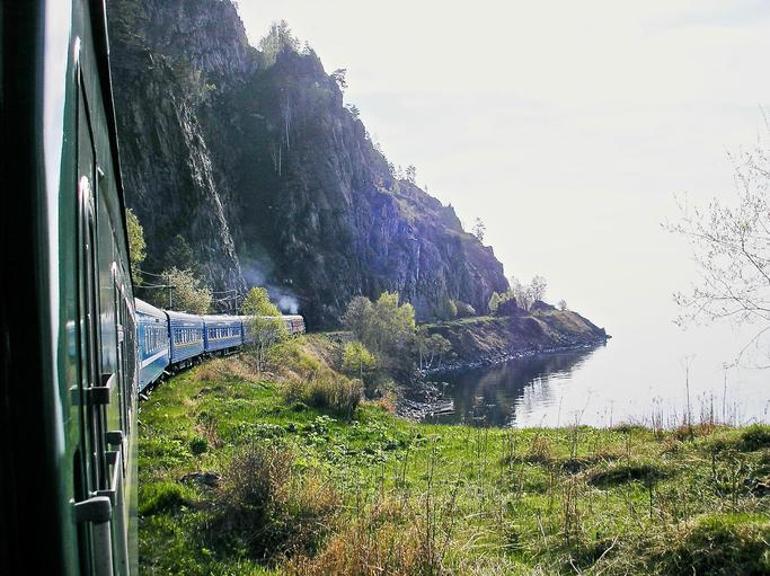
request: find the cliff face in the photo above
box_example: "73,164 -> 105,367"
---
108,0 -> 509,326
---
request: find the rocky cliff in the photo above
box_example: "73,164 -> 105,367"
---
108,0 -> 509,326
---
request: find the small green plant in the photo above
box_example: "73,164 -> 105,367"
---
739,424 -> 770,451
189,436 -> 208,455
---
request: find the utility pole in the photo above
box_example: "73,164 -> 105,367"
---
167,271 -> 172,309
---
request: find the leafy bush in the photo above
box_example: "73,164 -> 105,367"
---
241,286 -> 282,316
342,292 -> 416,372
210,443 -> 338,562
341,341 -> 377,381
147,267 -> 212,314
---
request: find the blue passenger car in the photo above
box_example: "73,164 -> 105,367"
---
136,299 -> 170,391
166,310 -> 205,365
203,315 -> 243,353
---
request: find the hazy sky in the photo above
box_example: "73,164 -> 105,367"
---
236,0 -> 770,338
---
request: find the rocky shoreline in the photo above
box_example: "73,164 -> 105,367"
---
419,338 -> 609,379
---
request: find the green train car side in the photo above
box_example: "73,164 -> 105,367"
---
1,1 -> 138,574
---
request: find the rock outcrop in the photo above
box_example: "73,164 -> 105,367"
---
427,310 -> 609,370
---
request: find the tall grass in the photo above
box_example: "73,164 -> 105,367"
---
210,442 -> 339,563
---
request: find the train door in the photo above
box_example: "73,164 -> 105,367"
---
73,66 -> 104,573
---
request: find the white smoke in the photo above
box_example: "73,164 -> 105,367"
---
241,255 -> 301,315
277,294 -> 299,314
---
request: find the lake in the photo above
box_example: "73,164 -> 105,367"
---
426,318 -> 770,428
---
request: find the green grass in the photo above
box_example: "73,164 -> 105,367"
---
138,338 -> 770,575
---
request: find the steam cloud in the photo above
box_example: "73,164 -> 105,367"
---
241,255 -> 301,315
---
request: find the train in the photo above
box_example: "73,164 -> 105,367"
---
136,298 -> 304,393
0,1 -> 303,574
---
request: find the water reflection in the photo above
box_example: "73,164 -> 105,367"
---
427,348 -> 599,427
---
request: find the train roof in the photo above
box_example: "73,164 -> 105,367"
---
165,310 -> 205,325
135,298 -> 166,318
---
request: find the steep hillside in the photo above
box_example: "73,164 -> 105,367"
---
107,0 -> 508,325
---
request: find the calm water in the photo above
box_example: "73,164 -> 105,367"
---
427,319 -> 770,428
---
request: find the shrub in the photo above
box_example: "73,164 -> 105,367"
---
494,297 -> 521,317
341,341 -> 377,382
282,377 -> 308,404
342,292 -> 416,372
454,300 -> 476,318
740,424 -> 770,451
305,376 -> 363,419
210,443 -> 339,562
241,286 -> 282,316
435,297 -> 457,321
528,435 -> 554,465
189,436 -> 208,455
194,357 -> 260,384
285,496 -> 454,576
269,337 -> 323,381
140,481 -> 194,516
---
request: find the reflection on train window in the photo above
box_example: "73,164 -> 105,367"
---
143,325 -> 165,354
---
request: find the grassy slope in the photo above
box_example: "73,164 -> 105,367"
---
139,336 -> 769,575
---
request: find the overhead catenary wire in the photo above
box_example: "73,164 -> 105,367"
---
136,268 -> 250,313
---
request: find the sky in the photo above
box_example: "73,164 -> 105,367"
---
235,0 -> 770,349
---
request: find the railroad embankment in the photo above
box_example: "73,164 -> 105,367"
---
138,337 -> 769,576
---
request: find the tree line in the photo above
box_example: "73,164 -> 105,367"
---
342,292 -> 453,376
